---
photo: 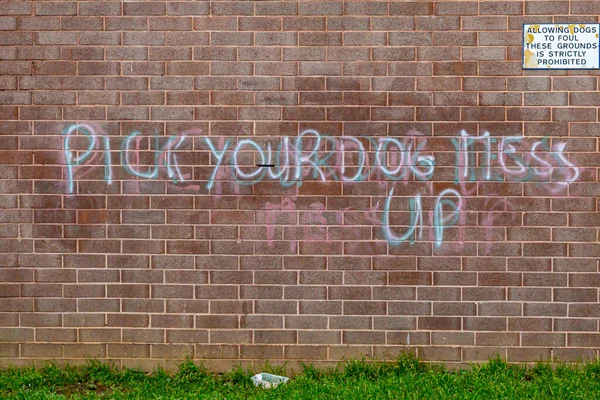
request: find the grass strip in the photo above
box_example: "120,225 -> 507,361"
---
1,354 -> 600,399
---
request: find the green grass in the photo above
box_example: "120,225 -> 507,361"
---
2,354 -> 600,399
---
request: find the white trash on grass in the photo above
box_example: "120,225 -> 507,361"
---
251,372 -> 289,389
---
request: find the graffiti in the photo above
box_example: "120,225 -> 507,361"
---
205,138 -> 229,190
120,131 -> 186,182
382,189 -> 423,245
452,130 -> 579,186
63,124 -> 578,190
62,123 -> 110,193
61,124 -> 581,248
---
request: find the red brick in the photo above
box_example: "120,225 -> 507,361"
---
4,0 -> 600,367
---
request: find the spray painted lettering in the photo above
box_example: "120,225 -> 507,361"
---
61,124 -> 580,248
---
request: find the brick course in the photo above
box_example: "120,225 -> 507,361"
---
1,1 -> 600,370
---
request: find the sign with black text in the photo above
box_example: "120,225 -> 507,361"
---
523,23 -> 600,69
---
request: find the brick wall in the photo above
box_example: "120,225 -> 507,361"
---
2,0 -> 600,371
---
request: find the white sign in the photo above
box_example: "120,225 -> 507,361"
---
523,23 -> 600,69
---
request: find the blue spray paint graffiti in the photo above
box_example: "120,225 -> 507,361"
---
61,124 -> 580,248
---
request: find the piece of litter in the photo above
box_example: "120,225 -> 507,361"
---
251,372 -> 289,389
